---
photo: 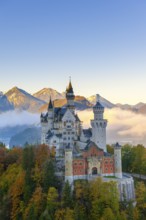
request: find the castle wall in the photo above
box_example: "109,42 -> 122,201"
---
65,150 -> 73,184
102,157 -> 115,175
83,146 -> 104,158
41,123 -> 48,144
91,120 -> 107,152
73,159 -> 87,175
103,174 -> 135,201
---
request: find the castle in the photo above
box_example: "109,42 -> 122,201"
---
41,80 -> 135,201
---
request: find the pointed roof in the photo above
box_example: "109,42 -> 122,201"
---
93,94 -> 104,109
114,142 -> 121,149
48,97 -> 53,110
66,79 -> 74,94
93,101 -> 104,109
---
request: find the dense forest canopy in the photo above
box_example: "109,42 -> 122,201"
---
0,142 -> 146,220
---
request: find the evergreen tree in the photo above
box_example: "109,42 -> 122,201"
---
42,159 -> 58,192
62,180 -> 72,208
22,147 -> 35,204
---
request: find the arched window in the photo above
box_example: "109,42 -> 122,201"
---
92,167 -> 98,175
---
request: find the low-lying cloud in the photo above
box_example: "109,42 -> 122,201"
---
0,110 -> 40,128
0,109 -> 146,146
78,108 -> 146,146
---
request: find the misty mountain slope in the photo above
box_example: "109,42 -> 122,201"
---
134,102 -> 145,109
0,93 -> 14,112
87,94 -> 115,108
5,87 -> 46,112
9,127 -> 41,148
115,102 -> 146,113
39,95 -> 92,112
116,103 -> 133,110
33,88 -> 64,102
137,104 -> 146,115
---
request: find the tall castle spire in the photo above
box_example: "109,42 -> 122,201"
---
66,77 -> 74,94
66,78 -> 75,112
48,97 -> 53,110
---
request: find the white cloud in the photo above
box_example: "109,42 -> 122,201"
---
78,108 -> 146,146
1,108 -> 146,146
0,110 -> 40,128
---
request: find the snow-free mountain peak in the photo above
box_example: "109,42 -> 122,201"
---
87,94 -> 115,108
33,88 -> 64,102
5,87 -> 45,112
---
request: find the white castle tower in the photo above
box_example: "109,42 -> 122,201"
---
65,148 -> 73,184
91,94 -> 107,152
41,98 -> 54,144
114,143 -> 122,178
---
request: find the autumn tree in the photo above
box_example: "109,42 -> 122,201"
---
135,181 -> 146,220
10,170 -> 25,220
46,187 -> 59,220
132,145 -> 146,175
23,186 -> 45,220
73,180 -> 91,220
90,178 -> 119,220
122,144 -> 134,172
107,144 -> 114,155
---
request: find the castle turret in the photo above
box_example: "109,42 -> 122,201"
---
66,79 -> 75,113
65,147 -> 73,184
47,98 -> 54,130
114,143 -> 122,178
91,94 -> 107,152
40,112 -> 48,144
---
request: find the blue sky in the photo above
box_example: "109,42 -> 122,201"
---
0,0 -> 146,104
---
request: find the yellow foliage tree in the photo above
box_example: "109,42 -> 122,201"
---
10,171 -> 25,220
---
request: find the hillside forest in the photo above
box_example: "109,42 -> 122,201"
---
0,143 -> 146,220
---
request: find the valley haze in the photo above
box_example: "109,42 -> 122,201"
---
0,86 -> 146,147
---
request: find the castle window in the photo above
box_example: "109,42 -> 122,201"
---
63,138 -> 66,140
68,132 -> 70,134
64,132 -> 66,135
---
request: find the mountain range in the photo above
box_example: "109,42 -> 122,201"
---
0,87 -> 146,114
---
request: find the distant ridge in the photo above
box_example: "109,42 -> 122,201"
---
39,95 -> 92,112
0,94 -> 14,112
87,94 -> 115,108
0,86 -> 145,114
5,87 -> 45,113
33,88 -> 64,102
